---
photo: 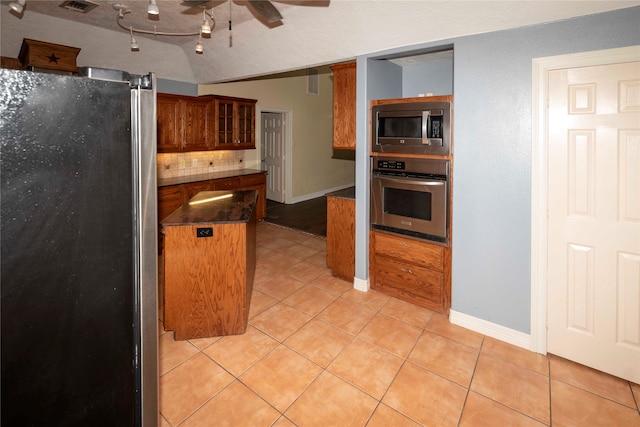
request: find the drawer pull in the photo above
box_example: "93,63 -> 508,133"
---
400,267 -> 413,274
399,242 -> 412,248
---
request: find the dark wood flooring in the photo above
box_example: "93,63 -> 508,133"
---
265,197 -> 327,237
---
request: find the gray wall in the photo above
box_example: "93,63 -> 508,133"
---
366,59 -> 403,100
402,59 -> 454,97
157,79 -> 198,96
356,6 -> 640,334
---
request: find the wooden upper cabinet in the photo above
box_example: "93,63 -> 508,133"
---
331,61 -> 356,150
183,96 -> 215,151
214,97 -> 257,150
157,94 -> 183,153
236,100 -> 256,146
157,93 -> 256,153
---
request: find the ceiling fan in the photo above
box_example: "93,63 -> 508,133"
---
181,0 -> 283,25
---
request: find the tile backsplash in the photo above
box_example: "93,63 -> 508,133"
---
157,151 -> 245,179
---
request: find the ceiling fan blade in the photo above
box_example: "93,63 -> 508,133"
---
180,0 -> 224,15
247,0 -> 283,24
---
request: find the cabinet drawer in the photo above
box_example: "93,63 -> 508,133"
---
182,180 -> 213,202
374,232 -> 444,271
374,255 -> 444,308
213,177 -> 241,190
240,173 -> 266,186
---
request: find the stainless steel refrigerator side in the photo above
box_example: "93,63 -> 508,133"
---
131,76 -> 159,427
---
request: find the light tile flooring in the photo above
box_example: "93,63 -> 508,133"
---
158,222 -> 640,427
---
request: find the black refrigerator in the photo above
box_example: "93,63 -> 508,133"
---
1,68 -> 158,426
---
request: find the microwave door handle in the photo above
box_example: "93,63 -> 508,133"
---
422,110 -> 430,145
379,176 -> 445,186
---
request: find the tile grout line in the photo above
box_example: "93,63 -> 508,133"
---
455,334 -> 485,427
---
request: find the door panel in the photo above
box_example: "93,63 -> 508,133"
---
262,112 -> 285,203
547,61 -> 640,383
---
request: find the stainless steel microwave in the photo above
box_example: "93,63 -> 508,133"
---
371,99 -> 452,155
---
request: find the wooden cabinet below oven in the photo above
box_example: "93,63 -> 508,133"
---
369,230 -> 451,314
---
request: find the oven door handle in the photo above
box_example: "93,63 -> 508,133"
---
376,175 -> 446,186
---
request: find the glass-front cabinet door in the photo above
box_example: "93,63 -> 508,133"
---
214,97 -> 256,150
216,99 -> 234,147
236,101 -> 255,147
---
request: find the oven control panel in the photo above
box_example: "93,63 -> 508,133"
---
376,160 -> 405,170
372,156 -> 449,178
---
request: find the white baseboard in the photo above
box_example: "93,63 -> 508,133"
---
289,183 -> 355,204
353,277 -> 369,292
449,310 -> 532,351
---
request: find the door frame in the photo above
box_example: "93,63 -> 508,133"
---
530,45 -> 640,354
259,108 -> 293,204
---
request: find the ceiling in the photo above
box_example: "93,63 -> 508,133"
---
9,0 -> 321,43
2,1 -> 639,84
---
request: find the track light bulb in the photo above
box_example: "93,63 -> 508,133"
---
130,27 -> 139,51
195,39 -> 204,54
9,0 -> 26,14
147,0 -> 159,16
201,10 -> 211,35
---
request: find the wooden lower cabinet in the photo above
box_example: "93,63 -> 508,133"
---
212,176 -> 241,190
163,213 -> 256,340
370,230 -> 451,314
326,196 -> 355,281
157,185 -> 183,223
181,180 -> 213,201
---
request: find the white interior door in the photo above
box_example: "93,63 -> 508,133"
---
262,112 -> 285,203
546,61 -> 640,383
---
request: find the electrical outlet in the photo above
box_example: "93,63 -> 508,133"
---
196,227 -> 213,238
192,159 -> 198,168
178,159 -> 185,169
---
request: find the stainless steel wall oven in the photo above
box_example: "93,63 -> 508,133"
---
371,156 -> 449,245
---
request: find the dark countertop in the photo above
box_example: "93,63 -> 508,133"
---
325,186 -> 355,200
158,168 -> 267,187
161,190 -> 258,226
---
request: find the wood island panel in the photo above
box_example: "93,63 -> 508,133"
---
163,217 -> 256,340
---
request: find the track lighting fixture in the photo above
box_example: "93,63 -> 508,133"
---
9,0 -> 26,14
147,0 -> 159,16
113,4 -> 216,54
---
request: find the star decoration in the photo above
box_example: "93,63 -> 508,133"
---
47,53 -> 60,64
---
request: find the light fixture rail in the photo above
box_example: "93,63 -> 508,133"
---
113,3 -> 215,53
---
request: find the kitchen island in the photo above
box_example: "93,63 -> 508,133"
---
161,190 -> 257,340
